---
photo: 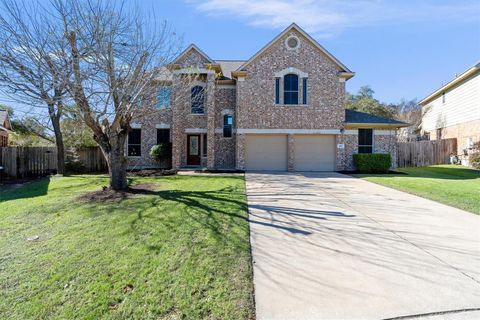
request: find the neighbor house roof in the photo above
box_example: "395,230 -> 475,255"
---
236,23 -> 354,79
0,110 -> 12,132
419,61 -> 480,106
344,109 -> 409,128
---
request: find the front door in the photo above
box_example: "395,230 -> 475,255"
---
187,134 -> 201,165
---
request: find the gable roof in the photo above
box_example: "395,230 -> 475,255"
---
236,23 -> 354,78
419,61 -> 480,106
171,44 -> 214,65
216,60 -> 245,80
345,109 -> 409,128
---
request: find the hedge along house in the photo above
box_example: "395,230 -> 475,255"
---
128,23 -> 409,171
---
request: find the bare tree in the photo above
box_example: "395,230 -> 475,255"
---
51,0 -> 181,190
395,98 -> 423,142
0,0 -> 71,174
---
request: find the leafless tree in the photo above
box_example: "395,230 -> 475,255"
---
0,0 -> 71,174
51,0 -> 182,189
395,99 -> 423,142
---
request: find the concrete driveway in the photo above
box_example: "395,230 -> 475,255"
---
246,172 -> 480,320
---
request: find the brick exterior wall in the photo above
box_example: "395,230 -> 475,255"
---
128,27 -> 400,172
236,31 -> 345,130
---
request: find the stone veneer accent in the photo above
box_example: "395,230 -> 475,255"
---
287,134 -> 295,171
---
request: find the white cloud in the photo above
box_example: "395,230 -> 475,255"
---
188,0 -> 480,37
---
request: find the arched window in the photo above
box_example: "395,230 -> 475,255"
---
284,74 -> 299,105
191,85 -> 205,114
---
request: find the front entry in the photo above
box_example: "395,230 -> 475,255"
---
187,134 -> 201,166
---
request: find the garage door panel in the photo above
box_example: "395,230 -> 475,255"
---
294,135 -> 335,171
246,135 -> 287,171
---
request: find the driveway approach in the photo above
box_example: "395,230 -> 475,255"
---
246,172 -> 480,320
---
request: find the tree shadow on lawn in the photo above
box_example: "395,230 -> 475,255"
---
124,185 -> 356,250
0,177 -> 50,203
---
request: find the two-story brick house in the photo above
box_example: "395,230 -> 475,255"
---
127,23 -> 408,171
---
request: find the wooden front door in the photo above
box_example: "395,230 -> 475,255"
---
187,134 -> 201,165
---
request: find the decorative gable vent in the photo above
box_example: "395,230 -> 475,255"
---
285,35 -> 300,50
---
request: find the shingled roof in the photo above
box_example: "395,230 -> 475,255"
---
345,109 -> 409,128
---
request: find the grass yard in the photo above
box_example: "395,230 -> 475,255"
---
353,165 -> 480,215
0,174 -> 254,319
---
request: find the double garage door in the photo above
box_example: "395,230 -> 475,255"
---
245,134 -> 335,171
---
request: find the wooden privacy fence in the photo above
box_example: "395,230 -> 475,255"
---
397,138 -> 457,168
74,147 -> 108,172
0,147 -> 57,178
0,146 -> 108,179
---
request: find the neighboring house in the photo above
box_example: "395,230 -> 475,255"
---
419,62 -> 480,162
0,110 -> 12,147
128,23 -> 408,171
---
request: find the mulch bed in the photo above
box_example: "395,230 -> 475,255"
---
77,183 -> 158,202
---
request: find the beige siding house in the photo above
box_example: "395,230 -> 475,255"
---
420,62 -> 480,163
0,110 -> 12,147
128,23 -> 408,171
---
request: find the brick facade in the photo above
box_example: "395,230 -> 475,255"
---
127,24 -> 402,171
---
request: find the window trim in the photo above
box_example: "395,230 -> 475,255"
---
358,128 -> 373,154
127,128 -> 142,157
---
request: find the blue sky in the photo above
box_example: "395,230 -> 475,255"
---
149,0 -> 480,103
1,0 -> 479,109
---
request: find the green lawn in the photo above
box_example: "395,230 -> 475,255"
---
0,175 -> 254,319
353,165 -> 480,214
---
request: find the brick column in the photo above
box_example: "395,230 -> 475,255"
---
171,75 -> 183,169
287,134 -> 295,172
236,133 -> 246,170
206,73 -> 216,169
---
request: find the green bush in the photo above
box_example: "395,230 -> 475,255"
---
353,153 -> 392,173
470,152 -> 480,169
149,143 -> 172,162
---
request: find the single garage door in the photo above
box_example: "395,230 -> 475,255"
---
294,135 -> 335,171
246,135 -> 287,171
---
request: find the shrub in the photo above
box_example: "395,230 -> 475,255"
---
149,143 -> 172,162
470,152 -> 480,169
353,153 -> 391,173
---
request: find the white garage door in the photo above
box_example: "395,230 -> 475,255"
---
246,135 -> 287,171
294,135 -> 335,171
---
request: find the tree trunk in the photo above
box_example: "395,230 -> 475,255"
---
98,133 -> 128,190
51,113 -> 65,175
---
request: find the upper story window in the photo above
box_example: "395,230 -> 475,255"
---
358,129 -> 373,154
223,114 -> 233,138
156,86 -> 171,109
191,85 -> 205,114
284,74 -> 299,105
128,128 -> 141,156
